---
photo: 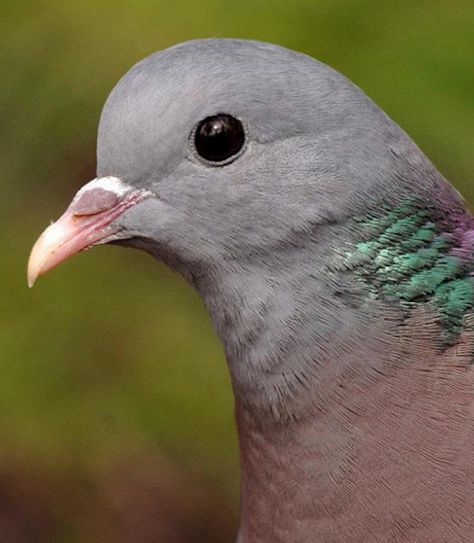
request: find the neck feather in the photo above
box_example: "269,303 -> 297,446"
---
193,195 -> 474,542
197,196 -> 474,420
340,196 -> 474,347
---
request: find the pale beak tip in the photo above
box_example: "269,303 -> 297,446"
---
27,270 -> 38,288
27,215 -> 75,289
27,249 -> 42,288
27,228 -> 52,289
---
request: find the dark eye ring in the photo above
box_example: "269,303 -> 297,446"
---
192,113 -> 246,165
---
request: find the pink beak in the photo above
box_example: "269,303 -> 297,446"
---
27,176 -> 151,287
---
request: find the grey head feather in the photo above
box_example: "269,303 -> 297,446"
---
98,39 -> 461,267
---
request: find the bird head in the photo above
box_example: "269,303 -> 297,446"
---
28,39 -> 438,287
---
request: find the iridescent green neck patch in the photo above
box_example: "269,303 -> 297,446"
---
341,198 -> 474,348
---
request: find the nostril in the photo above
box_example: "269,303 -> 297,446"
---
72,188 -> 121,217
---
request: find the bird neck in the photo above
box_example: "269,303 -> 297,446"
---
194,195 -> 474,542
199,195 -> 474,417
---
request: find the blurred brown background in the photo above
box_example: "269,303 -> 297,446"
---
1,1 -> 473,541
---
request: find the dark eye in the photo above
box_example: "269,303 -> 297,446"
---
193,114 -> 245,164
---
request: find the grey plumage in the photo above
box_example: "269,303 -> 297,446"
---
29,39 -> 473,542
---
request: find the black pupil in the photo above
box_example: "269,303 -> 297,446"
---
194,114 -> 245,163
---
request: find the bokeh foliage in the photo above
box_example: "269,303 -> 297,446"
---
1,1 -> 473,541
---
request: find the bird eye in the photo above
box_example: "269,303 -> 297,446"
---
193,114 -> 245,164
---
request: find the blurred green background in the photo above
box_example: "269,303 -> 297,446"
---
1,1 -> 473,541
